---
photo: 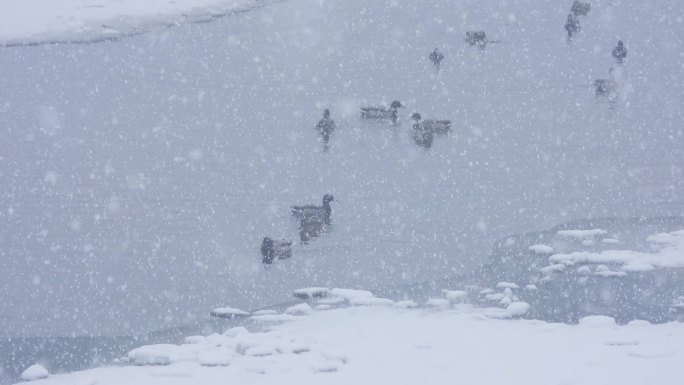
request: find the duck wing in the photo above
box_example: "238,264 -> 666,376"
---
423,119 -> 452,133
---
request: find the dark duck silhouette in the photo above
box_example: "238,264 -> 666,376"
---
360,101 -> 404,124
429,48 -> 444,69
594,68 -> 618,97
315,109 -> 335,142
291,194 -> 335,244
260,237 -> 293,264
612,40 -> 627,64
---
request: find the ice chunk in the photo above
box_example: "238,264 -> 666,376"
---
210,307 -> 250,318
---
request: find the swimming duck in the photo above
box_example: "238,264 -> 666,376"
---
291,194 -> 335,226
261,237 -> 293,264
315,109 -> 335,141
594,68 -> 618,97
465,31 -> 488,48
411,113 -> 452,134
360,101 -> 404,124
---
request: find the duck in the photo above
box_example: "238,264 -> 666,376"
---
411,113 -> 452,134
260,237 -> 293,264
465,31 -> 488,48
594,68 -> 618,97
360,101 -> 404,124
315,109 -> 335,141
291,194 -> 335,226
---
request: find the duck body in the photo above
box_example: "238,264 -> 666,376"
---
261,237 -> 293,264
571,1 -> 591,16
291,194 -> 334,226
411,113 -> 452,134
360,101 -> 404,124
465,31 -> 488,48
292,194 -> 334,244
594,68 -> 619,97
315,109 -> 335,141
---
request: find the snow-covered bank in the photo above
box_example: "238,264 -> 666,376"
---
0,0 -> 264,45
20,304 -> 684,385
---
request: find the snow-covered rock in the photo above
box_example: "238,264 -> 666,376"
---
393,300 -> 418,309
349,297 -> 395,306
21,364 -> 49,381
425,298 -> 450,309
328,288 -> 375,301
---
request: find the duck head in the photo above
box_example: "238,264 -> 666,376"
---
323,109 -> 330,118
323,194 -> 335,204
390,101 -> 404,109
617,40 -> 623,47
411,112 -> 422,122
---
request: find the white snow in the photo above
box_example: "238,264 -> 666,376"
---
327,289 -> 375,301
210,307 -> 250,318
28,305 -> 684,385
557,229 -> 608,239
293,287 -> 330,300
539,263 -> 566,275
496,282 -> 519,289
549,230 -> 684,272
529,244 -> 554,254
443,290 -> 468,303
425,298 -> 450,309
525,285 -> 538,291
21,364 -> 49,381
285,303 -> 314,316
506,302 -> 531,317
348,297 -> 395,307
393,300 -> 418,309
0,0 -> 261,45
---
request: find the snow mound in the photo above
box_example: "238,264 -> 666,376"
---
496,282 -> 519,289
529,244 -> 554,254
506,302 -> 531,317
579,315 -> 618,328
425,298 -> 450,309
393,300 -> 418,308
21,364 -> 49,381
443,290 -> 468,303
328,288 -> 375,301
285,303 -> 314,316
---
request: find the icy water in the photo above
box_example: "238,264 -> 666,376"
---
1,0 -> 683,346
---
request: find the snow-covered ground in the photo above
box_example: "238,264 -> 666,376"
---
0,0 -> 265,45
1,0 -> 683,350
18,297 -> 684,385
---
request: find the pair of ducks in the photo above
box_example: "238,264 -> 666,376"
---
260,194 -> 335,264
317,101 -> 451,132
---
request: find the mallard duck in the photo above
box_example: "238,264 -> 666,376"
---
429,48 -> 444,68
260,237 -> 293,264
411,113 -> 452,134
360,101 -> 404,124
571,1 -> 591,16
292,194 -> 335,244
594,68 -> 617,97
465,31 -> 488,48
